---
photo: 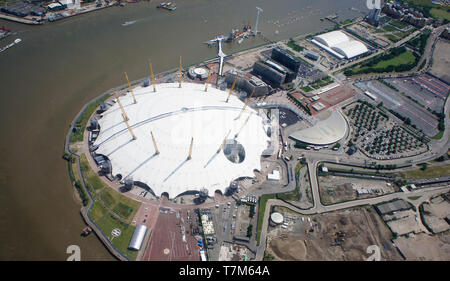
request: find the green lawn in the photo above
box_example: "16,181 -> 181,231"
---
80,153 -> 141,222
375,51 -> 416,68
89,201 -> 108,222
97,213 -> 138,261
301,86 -> 314,92
80,154 -> 107,192
382,24 -> 397,32
256,194 -> 276,245
390,20 -> 409,29
100,189 -> 116,208
402,164 -> 450,179
431,8 -> 450,21
431,130 -> 444,140
70,94 -> 111,143
385,34 -> 400,43
352,50 -> 416,75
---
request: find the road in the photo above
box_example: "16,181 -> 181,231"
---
255,183 -> 450,260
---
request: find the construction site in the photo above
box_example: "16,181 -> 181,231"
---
265,206 -> 403,261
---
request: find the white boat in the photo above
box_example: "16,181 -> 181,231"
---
121,20 -> 136,26
0,38 -> 22,53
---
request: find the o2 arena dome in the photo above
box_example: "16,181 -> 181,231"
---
93,82 -> 270,198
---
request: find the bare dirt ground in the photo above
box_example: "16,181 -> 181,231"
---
319,175 -> 392,205
422,195 -> 450,233
266,207 -> 402,261
429,40 -> 450,84
394,232 -> 450,261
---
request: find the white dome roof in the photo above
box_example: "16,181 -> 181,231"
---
289,111 -> 348,145
270,212 -> 284,224
93,83 -> 269,198
313,30 -> 368,59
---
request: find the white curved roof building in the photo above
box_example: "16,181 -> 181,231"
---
312,30 -> 368,59
93,83 -> 270,198
289,111 -> 348,145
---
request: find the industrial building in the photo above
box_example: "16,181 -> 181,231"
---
311,30 -> 368,60
289,111 -> 348,145
91,82 -> 270,199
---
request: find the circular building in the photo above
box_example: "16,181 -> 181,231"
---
92,82 -> 270,198
188,67 -> 209,80
289,111 -> 348,146
270,212 -> 284,225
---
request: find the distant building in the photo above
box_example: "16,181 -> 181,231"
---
271,47 -> 301,73
312,30 -> 368,60
252,59 -> 295,88
366,8 -> 382,26
304,51 -> 320,61
1,1 -> 46,17
224,70 -> 269,97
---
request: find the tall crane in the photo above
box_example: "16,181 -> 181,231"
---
254,7 -> 263,36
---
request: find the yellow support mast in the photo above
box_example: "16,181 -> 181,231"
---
238,89 -> 255,119
148,59 -> 157,92
124,72 -> 137,104
114,91 -> 129,121
217,130 -> 231,153
235,114 -> 251,139
150,131 -> 159,155
178,56 -> 183,88
114,91 -> 136,140
124,119 -> 137,140
226,73 -> 238,103
204,68 -> 212,92
187,137 -> 193,160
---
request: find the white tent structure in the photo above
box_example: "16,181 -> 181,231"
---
312,30 -> 368,59
289,111 -> 348,145
93,83 -> 270,198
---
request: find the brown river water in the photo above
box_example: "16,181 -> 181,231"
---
0,0 -> 367,260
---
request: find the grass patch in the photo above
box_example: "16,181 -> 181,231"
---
390,20 -> 409,29
431,130 -> 444,140
80,154 -> 141,222
382,24 -> 397,32
80,154 -> 106,192
100,189 -> 117,209
97,213 -> 138,261
345,47 -> 418,76
89,201 -> 108,222
375,51 -> 416,68
113,203 -> 134,219
256,194 -> 276,245
286,39 -> 304,52
385,34 -> 400,42
430,8 -> 450,21
401,164 -> 450,179
309,76 -> 333,90
301,86 -> 314,92
407,196 -> 422,200
70,94 -> 111,143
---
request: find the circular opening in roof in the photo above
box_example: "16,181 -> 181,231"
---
223,139 -> 245,164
